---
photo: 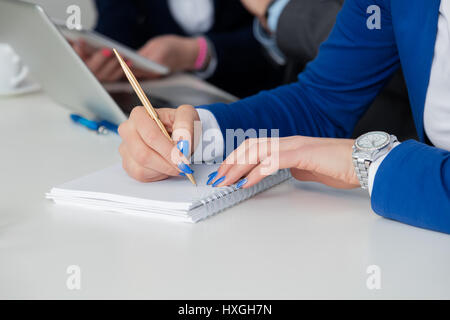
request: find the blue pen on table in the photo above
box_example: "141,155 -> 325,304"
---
70,114 -> 119,135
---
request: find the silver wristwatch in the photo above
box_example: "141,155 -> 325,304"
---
352,131 -> 398,190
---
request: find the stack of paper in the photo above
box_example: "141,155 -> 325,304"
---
46,164 -> 291,223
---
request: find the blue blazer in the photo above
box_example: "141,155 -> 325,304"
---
94,0 -> 283,97
199,0 -> 450,234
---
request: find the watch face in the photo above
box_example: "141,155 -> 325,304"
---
356,131 -> 390,151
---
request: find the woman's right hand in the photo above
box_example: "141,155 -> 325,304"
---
118,105 -> 200,182
71,39 -> 124,82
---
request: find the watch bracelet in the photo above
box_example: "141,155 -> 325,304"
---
352,157 -> 371,189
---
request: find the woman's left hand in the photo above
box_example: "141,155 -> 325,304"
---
208,136 -> 360,189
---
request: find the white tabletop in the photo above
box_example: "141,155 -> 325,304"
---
1,89 -> 450,300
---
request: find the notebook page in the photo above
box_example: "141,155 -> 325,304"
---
49,163 -> 222,211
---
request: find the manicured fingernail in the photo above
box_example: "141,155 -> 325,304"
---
101,48 -> 112,57
208,171 -> 218,178
207,171 -> 218,185
126,60 -> 133,67
236,179 -> 248,190
179,172 -> 186,177
178,163 -> 193,174
212,176 -> 226,187
177,140 -> 189,158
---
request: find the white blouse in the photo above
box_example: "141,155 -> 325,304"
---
168,0 -> 214,35
423,0 -> 450,151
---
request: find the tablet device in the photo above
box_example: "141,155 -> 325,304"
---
0,0 -> 127,124
0,0 -> 235,125
56,23 -> 170,76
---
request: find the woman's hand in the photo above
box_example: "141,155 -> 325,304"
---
72,35 -> 202,81
240,0 -> 273,28
137,35 -> 201,79
118,105 -> 200,182
241,0 -> 273,18
72,39 -> 124,82
208,136 -> 360,189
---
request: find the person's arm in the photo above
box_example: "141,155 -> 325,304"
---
276,0 -> 343,62
370,141 -> 450,233
205,134 -> 450,234
198,0 -> 400,153
243,0 -> 343,65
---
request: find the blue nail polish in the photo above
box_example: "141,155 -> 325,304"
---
212,176 -> 226,187
177,140 -> 184,153
177,140 -> 189,158
178,163 -> 194,174
179,172 -> 186,177
236,179 -> 248,189
208,171 -> 218,178
207,171 -> 218,185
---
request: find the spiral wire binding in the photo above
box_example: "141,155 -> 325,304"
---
193,169 -> 292,222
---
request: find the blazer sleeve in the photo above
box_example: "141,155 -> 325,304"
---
276,0 -> 344,64
198,0 -> 400,149
371,140 -> 450,234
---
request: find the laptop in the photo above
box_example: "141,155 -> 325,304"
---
0,0 -> 235,124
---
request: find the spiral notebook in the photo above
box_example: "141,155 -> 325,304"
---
46,164 -> 291,223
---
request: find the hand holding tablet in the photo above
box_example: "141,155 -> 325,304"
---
58,23 -> 170,80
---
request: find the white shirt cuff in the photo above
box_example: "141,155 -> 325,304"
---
267,0 -> 290,33
194,108 -> 224,163
368,142 -> 400,195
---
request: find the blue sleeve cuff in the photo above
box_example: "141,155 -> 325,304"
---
371,140 -> 450,234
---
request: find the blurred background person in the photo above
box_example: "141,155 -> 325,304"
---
241,0 -> 416,141
72,0 -> 285,98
